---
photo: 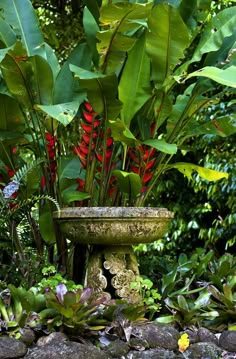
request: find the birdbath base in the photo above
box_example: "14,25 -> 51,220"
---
54,207 -> 173,301
85,245 -> 140,301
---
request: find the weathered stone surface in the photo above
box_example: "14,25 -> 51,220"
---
129,337 -> 149,350
24,341 -> 111,359
131,322 -> 179,350
126,349 -> 181,358
184,342 -> 223,359
222,351 -> 236,359
36,332 -> 68,346
20,328 -> 36,346
219,331 -> 236,352
198,327 -> 218,345
185,329 -> 199,344
106,339 -> 129,357
0,336 -> 27,359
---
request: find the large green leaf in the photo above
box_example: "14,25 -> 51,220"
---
109,120 -> 138,146
112,170 -> 142,199
70,65 -> 122,121
83,7 -> 99,68
186,66 -> 236,88
39,203 -> 56,245
61,185 -> 90,204
166,81 -> 214,142
0,19 -> 16,47
45,43 -> 60,81
119,34 -> 152,127
1,44 -> 54,107
168,162 -> 229,181
29,55 -> 54,105
1,43 -> 33,108
189,6 -> 236,65
54,43 -> 91,104
97,2 -> 152,74
146,3 -> 190,86
0,94 -> 25,131
142,139 -> 177,155
187,115 -> 236,137
0,0 -> 45,58
36,101 -> 83,126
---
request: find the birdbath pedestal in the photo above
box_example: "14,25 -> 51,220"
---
54,207 -> 173,301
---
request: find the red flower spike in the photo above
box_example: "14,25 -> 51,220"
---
142,173 -> 153,184
96,150 -> 112,163
83,111 -> 94,123
145,159 -> 156,171
84,101 -> 93,113
82,133 -> 97,144
106,137 -> 114,147
130,166 -> 139,174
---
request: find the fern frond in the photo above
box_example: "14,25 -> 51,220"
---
13,158 -> 45,184
9,195 -> 60,216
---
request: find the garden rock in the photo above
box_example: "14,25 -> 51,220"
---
20,328 -> 36,346
36,332 -> 68,346
0,336 -> 27,359
126,348 -> 181,358
106,339 -> 130,357
131,322 -> 179,350
24,341 -> 111,359
197,327 -> 218,345
219,331 -> 236,352
185,329 -> 199,344
184,342 -> 223,358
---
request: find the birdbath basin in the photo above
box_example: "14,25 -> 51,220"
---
53,207 -> 173,245
54,207 -> 173,300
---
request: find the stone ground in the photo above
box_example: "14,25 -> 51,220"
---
0,323 -> 236,359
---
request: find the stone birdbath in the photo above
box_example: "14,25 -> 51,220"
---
54,207 -> 173,300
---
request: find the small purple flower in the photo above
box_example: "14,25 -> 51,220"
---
56,284 -> 67,304
79,287 -> 93,304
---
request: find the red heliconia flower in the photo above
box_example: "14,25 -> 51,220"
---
72,101 -> 116,199
84,101 -> 93,112
42,131 -> 58,189
129,144 -> 156,189
76,178 -> 85,191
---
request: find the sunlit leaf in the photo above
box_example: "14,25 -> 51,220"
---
167,162 -> 229,181
186,66 -> 236,88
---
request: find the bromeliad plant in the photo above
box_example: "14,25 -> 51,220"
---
0,0 -> 236,265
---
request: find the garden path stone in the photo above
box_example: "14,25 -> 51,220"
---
197,327 -> 218,345
0,336 -> 27,359
219,331 -> 236,352
126,348 -> 182,358
24,341 -> 112,359
131,322 -> 179,350
36,332 -> 68,346
183,342 -> 223,358
106,338 -> 130,357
